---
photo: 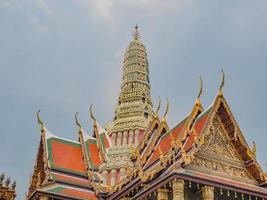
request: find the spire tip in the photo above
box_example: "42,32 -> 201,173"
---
132,24 -> 140,40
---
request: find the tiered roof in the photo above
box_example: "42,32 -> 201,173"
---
27,28 -> 267,200
27,110 -> 111,199
108,75 -> 267,199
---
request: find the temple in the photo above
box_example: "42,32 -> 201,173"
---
26,26 -> 267,200
0,173 -> 16,200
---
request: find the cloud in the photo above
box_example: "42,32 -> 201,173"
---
78,0 -> 190,25
34,0 -> 53,17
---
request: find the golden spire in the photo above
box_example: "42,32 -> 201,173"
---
219,69 -> 225,96
37,110 -> 45,132
196,77 -> 203,105
162,98 -> 169,123
132,24 -> 140,40
112,25 -> 153,132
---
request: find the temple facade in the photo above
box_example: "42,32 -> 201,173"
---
26,26 -> 267,200
0,173 -> 16,200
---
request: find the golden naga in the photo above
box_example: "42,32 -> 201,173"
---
75,112 -> 82,130
219,69 -> 225,96
181,146 -> 191,165
90,104 -> 96,121
159,145 -> 168,167
162,98 -> 169,123
196,77 -> 203,105
154,96 -> 161,117
37,110 -> 44,129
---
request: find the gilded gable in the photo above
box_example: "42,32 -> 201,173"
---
188,115 -> 256,184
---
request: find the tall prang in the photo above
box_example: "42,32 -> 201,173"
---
110,25 -> 153,146
98,26 -> 154,185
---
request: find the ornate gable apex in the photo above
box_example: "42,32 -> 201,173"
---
185,93 -> 266,184
28,127 -> 50,197
189,114 -> 256,183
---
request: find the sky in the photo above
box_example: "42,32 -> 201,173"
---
0,0 -> 267,199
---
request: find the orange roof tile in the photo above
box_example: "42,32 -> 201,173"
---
147,117 -> 187,166
184,108 -> 211,150
47,138 -> 87,175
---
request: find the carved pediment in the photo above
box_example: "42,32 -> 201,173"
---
201,116 -> 240,161
189,115 -> 256,183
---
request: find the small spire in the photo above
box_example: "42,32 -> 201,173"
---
132,24 -> 140,40
0,173 -> 4,185
5,177 -> 10,187
12,181 -> 16,189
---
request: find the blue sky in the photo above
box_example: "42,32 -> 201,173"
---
0,0 -> 267,199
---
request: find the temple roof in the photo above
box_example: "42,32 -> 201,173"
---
108,89 -> 267,199
27,29 -> 267,200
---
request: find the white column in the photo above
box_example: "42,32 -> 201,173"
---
120,168 -> 126,179
123,131 -> 128,145
111,169 -> 116,186
112,133 -> 116,146
157,188 -> 168,200
173,179 -> 184,200
129,130 -> 134,145
117,132 -> 122,146
135,129 -> 140,147
202,186 -> 214,200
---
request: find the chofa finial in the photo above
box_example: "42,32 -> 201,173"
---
37,110 -> 44,130
196,77 -> 203,105
90,104 -> 96,121
162,98 -> 169,122
75,112 -> 82,130
132,24 -> 140,40
219,69 -> 225,96
155,96 -> 161,116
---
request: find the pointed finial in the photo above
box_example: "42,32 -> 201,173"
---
196,77 -> 203,105
0,173 -> 5,184
75,112 -> 82,130
252,141 -> 256,155
12,181 -> 16,189
132,24 -> 140,40
37,110 -> 45,130
5,177 -> 10,187
219,69 -> 225,96
90,104 -> 96,121
155,96 -> 161,116
162,98 -> 170,122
